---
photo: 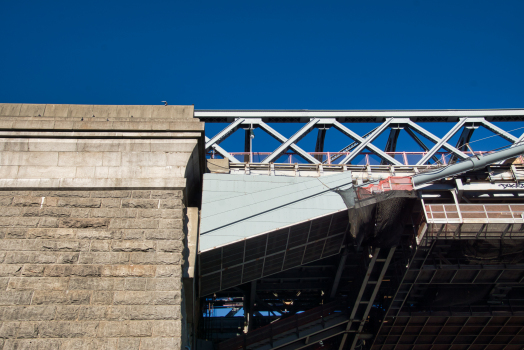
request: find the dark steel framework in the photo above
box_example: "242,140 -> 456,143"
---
197,165 -> 524,350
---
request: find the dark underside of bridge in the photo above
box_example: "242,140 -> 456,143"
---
197,172 -> 524,350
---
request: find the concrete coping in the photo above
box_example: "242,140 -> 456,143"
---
0,103 -> 196,120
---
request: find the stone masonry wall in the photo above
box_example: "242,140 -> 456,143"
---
0,189 -> 185,349
0,103 -> 205,350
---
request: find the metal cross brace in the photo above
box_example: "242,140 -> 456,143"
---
333,120 -> 402,165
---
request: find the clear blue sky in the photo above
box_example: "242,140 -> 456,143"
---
1,0 -> 523,159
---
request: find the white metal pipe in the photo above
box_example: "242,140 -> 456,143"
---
413,143 -> 524,187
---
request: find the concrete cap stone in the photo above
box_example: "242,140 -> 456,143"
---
0,104 -> 196,120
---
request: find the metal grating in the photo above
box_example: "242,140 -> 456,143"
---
372,314 -> 524,350
199,211 -> 348,296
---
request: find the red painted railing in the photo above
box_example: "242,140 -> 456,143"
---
207,151 -> 494,165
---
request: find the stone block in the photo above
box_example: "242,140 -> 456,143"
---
0,151 -> 59,166
150,190 -> 183,199
137,209 -> 183,219
108,305 -> 180,320
121,199 -> 158,209
58,152 -> 104,167
109,219 -> 159,229
0,103 -> 22,116
0,139 -> 29,152
111,241 -> 155,252
123,278 -> 147,291
27,139 -> 78,152
0,291 -> 33,305
117,338 -> 141,350
21,264 -> 46,277
57,197 -> 101,208
100,265 -> 156,278
26,228 -> 74,239
159,219 -> 183,229
3,339 -> 64,350
38,321 -> 98,338
144,229 -> 183,240
130,253 -> 181,265
59,218 -> 110,228
0,322 -> 20,338
5,251 -> 57,264
75,166 -> 96,178
78,252 -> 130,265
77,305 -> 110,320
159,200 -> 183,209
113,291 -> 180,305
131,190 -> 151,198
157,240 -> 184,253
19,104 -> 46,117
56,253 -> 80,264
43,264 -> 101,277
0,305 -> 56,321
90,240 -> 111,251
100,198 -> 122,208
145,278 -> 182,291
102,152 -> 122,166
0,166 -> 20,178
155,265 -> 182,278
151,320 -> 182,337
91,191 -> 131,198
38,239 -> 90,252
98,321 -> 152,338
0,264 -> 23,277
140,337 -> 180,350
92,291 -> 113,305
17,165 -> 77,179
32,290 -> 91,305
92,105 -> 118,119
69,277 -> 117,291
43,104 -> 69,117
90,208 -> 137,218
7,277 -> 69,291
12,196 -> 42,207
17,322 -> 39,338
2,228 -> 26,238
76,229 -> 120,240
54,305 -> 81,320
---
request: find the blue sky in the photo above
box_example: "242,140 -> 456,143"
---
1,0 -> 523,158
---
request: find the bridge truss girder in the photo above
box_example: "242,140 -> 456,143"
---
199,110 -> 524,166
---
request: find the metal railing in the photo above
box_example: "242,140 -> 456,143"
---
218,300 -> 347,350
207,151 -> 496,165
425,204 -> 524,224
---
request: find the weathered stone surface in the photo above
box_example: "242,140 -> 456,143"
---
0,103 -> 200,349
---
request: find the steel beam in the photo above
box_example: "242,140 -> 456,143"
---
257,121 -> 320,164
262,119 -> 320,164
333,121 -> 402,165
481,120 -> 518,143
406,120 -> 468,163
329,248 -> 348,299
205,118 -> 245,150
416,118 -> 469,165
244,129 -> 251,163
380,127 -> 401,165
195,109 -> 524,121
314,128 -> 327,162
347,247 -> 396,350
326,126 -> 379,164
205,136 -> 240,163
404,126 -> 440,164
450,124 -> 476,163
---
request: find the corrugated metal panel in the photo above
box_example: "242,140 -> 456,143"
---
199,210 -> 348,296
199,172 -> 352,251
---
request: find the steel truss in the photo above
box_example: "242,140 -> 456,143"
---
197,110 -> 524,165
